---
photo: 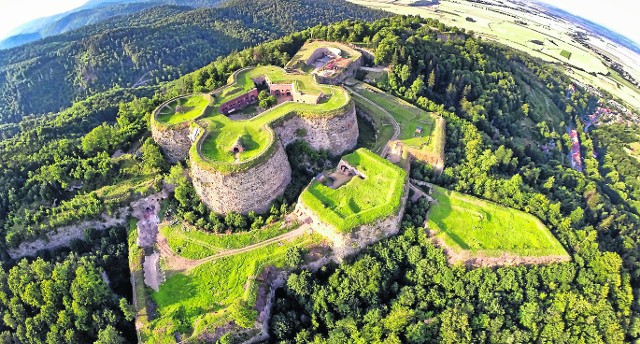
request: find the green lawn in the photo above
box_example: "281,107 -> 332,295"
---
560,50 -> 572,60
192,66 -> 351,171
300,148 -> 407,233
159,222 -> 294,259
156,95 -> 209,125
352,82 -> 444,160
428,186 -> 568,257
351,95 -> 396,154
144,234 -> 318,342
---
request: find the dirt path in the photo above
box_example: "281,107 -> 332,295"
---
158,225 -> 308,273
345,85 -> 401,157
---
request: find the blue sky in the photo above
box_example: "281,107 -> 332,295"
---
0,0 -> 638,45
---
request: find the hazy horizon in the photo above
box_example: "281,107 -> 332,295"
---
0,0 -> 638,47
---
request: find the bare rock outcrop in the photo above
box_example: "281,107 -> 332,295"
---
151,123 -> 192,163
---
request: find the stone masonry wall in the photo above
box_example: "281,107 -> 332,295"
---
274,101 -> 358,156
151,123 -> 192,163
295,182 -> 409,260
190,140 -> 292,214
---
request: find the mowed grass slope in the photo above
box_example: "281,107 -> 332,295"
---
351,95 -> 396,154
159,222 -> 293,259
353,82 -> 444,158
146,234 -> 319,342
300,148 -> 407,233
428,186 -> 567,257
156,95 -> 209,125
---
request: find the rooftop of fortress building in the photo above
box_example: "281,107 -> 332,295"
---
152,65 -> 353,173
299,148 -> 407,233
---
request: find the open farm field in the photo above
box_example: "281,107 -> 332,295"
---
428,186 -> 568,258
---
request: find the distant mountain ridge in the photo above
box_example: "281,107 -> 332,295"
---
0,0 -> 224,49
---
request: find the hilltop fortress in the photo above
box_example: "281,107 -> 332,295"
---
151,41 -> 363,214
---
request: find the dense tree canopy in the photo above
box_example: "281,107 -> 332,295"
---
1,11 -> 639,344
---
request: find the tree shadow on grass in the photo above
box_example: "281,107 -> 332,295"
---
430,188 -> 471,250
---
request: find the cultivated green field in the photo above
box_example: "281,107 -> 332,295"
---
159,222 -> 293,259
156,95 -> 209,125
300,148 -> 407,232
286,40 -> 361,70
428,186 -> 568,257
144,234 -> 320,342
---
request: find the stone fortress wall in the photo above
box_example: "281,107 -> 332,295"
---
294,181 -> 409,260
305,47 -> 343,65
308,46 -> 364,85
151,123 -> 192,164
219,88 -> 258,115
190,104 -> 359,214
274,101 -> 358,156
151,64 -> 359,214
191,139 -> 293,214
150,95 -> 207,163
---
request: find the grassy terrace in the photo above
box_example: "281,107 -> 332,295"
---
286,40 -> 361,70
156,94 -> 209,125
353,82 -> 444,158
159,221 -> 293,259
151,66 -> 352,174
145,234 -> 320,343
428,186 -> 568,257
300,148 -> 407,233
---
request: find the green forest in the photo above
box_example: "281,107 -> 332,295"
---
1,2 -> 640,343
0,0 -> 386,124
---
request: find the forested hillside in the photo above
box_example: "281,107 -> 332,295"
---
0,0 -> 386,124
2,12 -> 640,343
255,17 -> 640,343
0,0 -> 226,49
